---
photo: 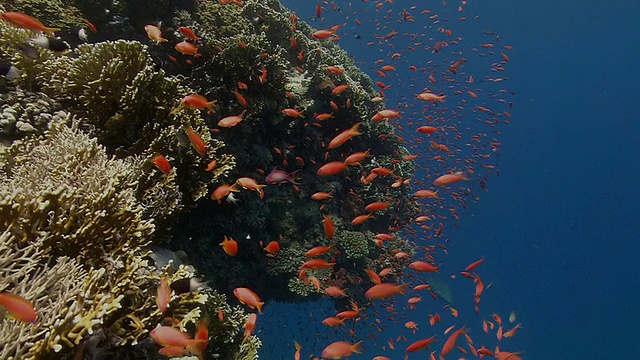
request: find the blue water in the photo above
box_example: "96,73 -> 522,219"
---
256,0 -> 640,359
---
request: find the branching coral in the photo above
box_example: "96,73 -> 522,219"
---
29,39 -> 235,215
0,118 -> 208,358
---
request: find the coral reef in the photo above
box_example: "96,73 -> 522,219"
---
166,0 -> 419,304
0,119 -> 217,359
1,0 -> 422,357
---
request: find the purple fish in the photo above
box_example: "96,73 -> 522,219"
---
266,167 -> 300,185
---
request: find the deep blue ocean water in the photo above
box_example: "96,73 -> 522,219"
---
255,1 -> 640,359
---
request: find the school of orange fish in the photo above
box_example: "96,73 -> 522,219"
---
0,0 -> 520,359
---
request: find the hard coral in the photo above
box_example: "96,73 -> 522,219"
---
336,230 -> 371,260
29,38 -> 235,218
0,118 -> 207,358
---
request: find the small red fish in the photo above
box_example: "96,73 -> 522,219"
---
175,41 -> 201,57
233,287 -> 264,313
145,24 -> 166,43
151,154 -> 172,175
185,127 -> 207,156
312,29 -> 334,39
317,161 -> 348,176
0,292 -> 36,323
220,236 -> 238,256
177,26 -> 199,41
1,11 -> 60,33
322,214 -> 335,239
156,278 -> 171,313
263,240 -> 280,255
180,94 -> 216,113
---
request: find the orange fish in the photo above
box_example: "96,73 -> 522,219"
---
282,108 -> 304,117
417,126 -> 439,134
218,114 -> 244,127
415,189 -> 439,198
406,336 -> 436,353
433,171 -> 468,186
312,29 -> 335,39
205,160 -> 218,171
322,316 -> 346,327
365,201 -> 389,212
311,191 -> 333,200
219,236 -> 238,256
211,184 -> 239,203
503,323 -> 523,338
305,245 -> 334,257
263,240 -> 280,255
364,283 -> 408,300
258,66 -> 267,84
180,94 -> 216,113
193,322 -> 209,353
321,341 -> 363,359
301,258 -> 335,269
344,150 -> 371,165
185,127 -> 207,156
294,341 -> 302,360
351,214 -> 373,225
409,261 -> 440,272
314,112 -> 334,121
365,268 -> 381,284
151,154 -> 172,175
150,326 -> 205,356
145,24 -> 167,42
324,286 -> 347,298
0,12 -> 60,33
177,26 -> 199,41
82,18 -> 97,33
326,65 -> 344,74
175,41 -> 201,57
416,92 -> 446,102
242,313 -> 257,342
328,123 -> 362,149
156,278 -> 171,313
441,327 -> 466,359
317,161 -> 348,176
322,214 -> 335,239
0,292 -> 36,323
233,287 -> 264,313
236,177 -> 266,198
233,88 -> 248,107
379,267 -> 392,277
371,109 -> 400,121
331,84 -> 349,95
465,257 -> 485,271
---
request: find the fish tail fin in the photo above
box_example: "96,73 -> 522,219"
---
352,340 -> 364,354
206,100 -> 216,114
256,301 -> 264,314
351,122 -> 362,135
399,283 -> 409,295
43,26 -> 61,34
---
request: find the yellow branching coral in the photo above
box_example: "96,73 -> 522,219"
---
27,39 -> 235,214
0,115 -> 153,264
0,117 -> 207,358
